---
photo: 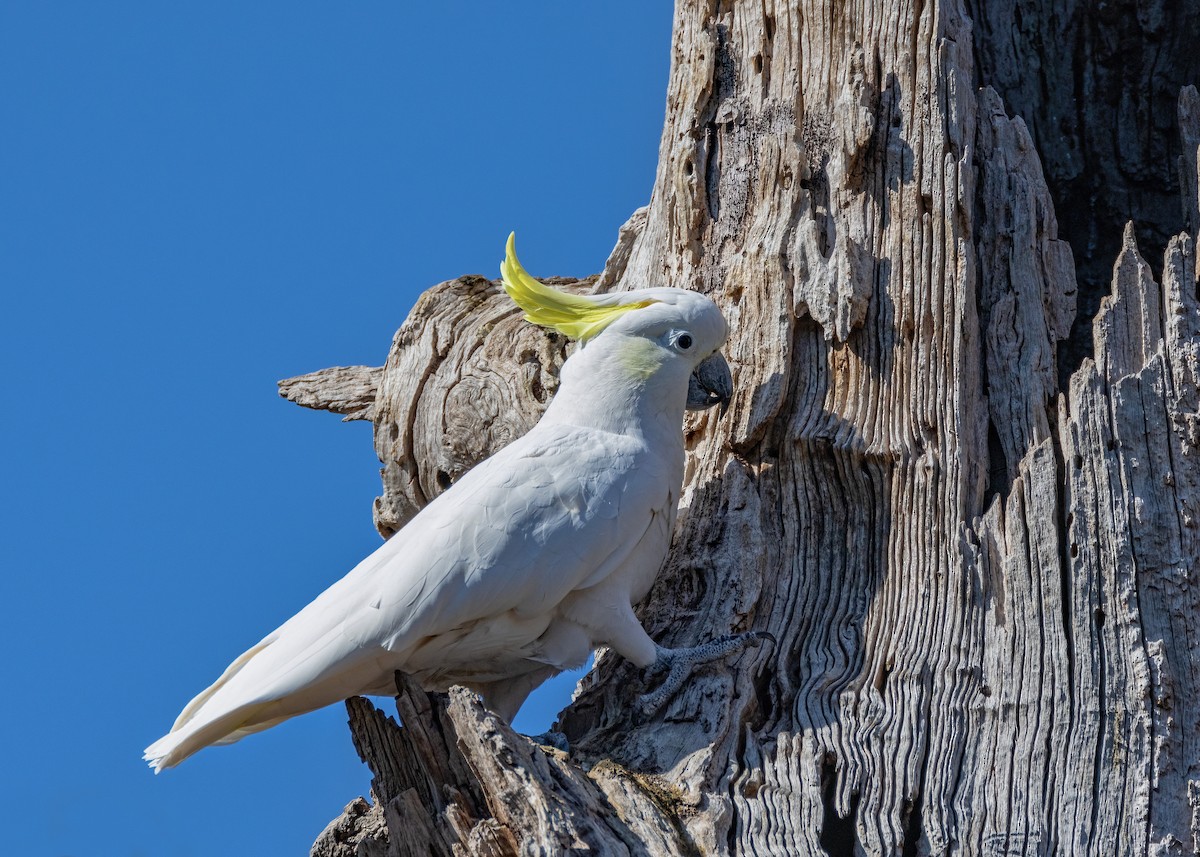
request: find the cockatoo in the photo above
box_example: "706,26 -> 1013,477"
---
145,235 -> 763,772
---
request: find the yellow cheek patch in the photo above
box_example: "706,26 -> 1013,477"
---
501,233 -> 656,341
617,337 -> 666,380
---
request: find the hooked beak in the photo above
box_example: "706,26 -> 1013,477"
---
686,352 -> 733,416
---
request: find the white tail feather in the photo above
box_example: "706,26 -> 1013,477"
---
144,635 -> 281,771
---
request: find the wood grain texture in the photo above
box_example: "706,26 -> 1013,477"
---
966,0 -> 1200,384
310,677 -> 693,857
279,365 -> 382,422
292,4 -> 1200,855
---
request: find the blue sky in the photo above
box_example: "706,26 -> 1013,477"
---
0,4 -> 672,854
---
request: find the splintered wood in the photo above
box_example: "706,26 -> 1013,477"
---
286,0 -> 1200,851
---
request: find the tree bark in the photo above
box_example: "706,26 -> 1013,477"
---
966,0 -> 1200,386
294,2 -> 1200,853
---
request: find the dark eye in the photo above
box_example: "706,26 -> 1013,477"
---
676,333 -> 693,350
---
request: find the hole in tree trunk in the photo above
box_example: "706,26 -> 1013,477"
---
902,793 -> 926,857
819,753 -> 860,857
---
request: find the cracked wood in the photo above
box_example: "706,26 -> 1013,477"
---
283,3 -> 1200,853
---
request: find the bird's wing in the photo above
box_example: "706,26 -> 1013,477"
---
147,422 -> 674,769
356,422 -> 677,678
346,420 -> 675,652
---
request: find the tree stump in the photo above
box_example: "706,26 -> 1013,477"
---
289,3 -> 1200,853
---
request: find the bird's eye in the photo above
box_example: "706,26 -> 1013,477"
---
675,333 -> 694,350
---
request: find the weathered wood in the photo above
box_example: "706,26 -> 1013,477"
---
967,0 -> 1200,381
279,365 -> 382,422
1053,222 -> 1200,851
311,797 -> 387,857
296,3 -> 1200,854
311,675 -> 693,856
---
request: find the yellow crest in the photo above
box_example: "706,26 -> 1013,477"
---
501,233 -> 654,341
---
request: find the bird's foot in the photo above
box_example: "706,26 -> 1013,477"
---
639,631 -> 774,715
527,730 -> 570,752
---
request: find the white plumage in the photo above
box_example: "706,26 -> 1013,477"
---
145,236 -> 735,771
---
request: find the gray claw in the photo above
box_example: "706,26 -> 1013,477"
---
638,631 -> 773,714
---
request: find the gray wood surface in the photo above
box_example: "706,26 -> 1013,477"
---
294,2 -> 1200,853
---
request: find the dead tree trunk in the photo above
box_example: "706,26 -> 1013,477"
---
291,2 -> 1200,853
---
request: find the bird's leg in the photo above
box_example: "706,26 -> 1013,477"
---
639,631 -> 774,714
475,667 -> 574,752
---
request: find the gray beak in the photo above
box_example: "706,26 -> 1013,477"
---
686,352 -> 733,416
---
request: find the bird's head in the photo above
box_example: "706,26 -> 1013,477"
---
501,234 -> 732,415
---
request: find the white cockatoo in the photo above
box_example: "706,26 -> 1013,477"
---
145,235 -> 763,772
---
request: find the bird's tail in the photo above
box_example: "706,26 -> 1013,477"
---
143,636 -> 279,772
